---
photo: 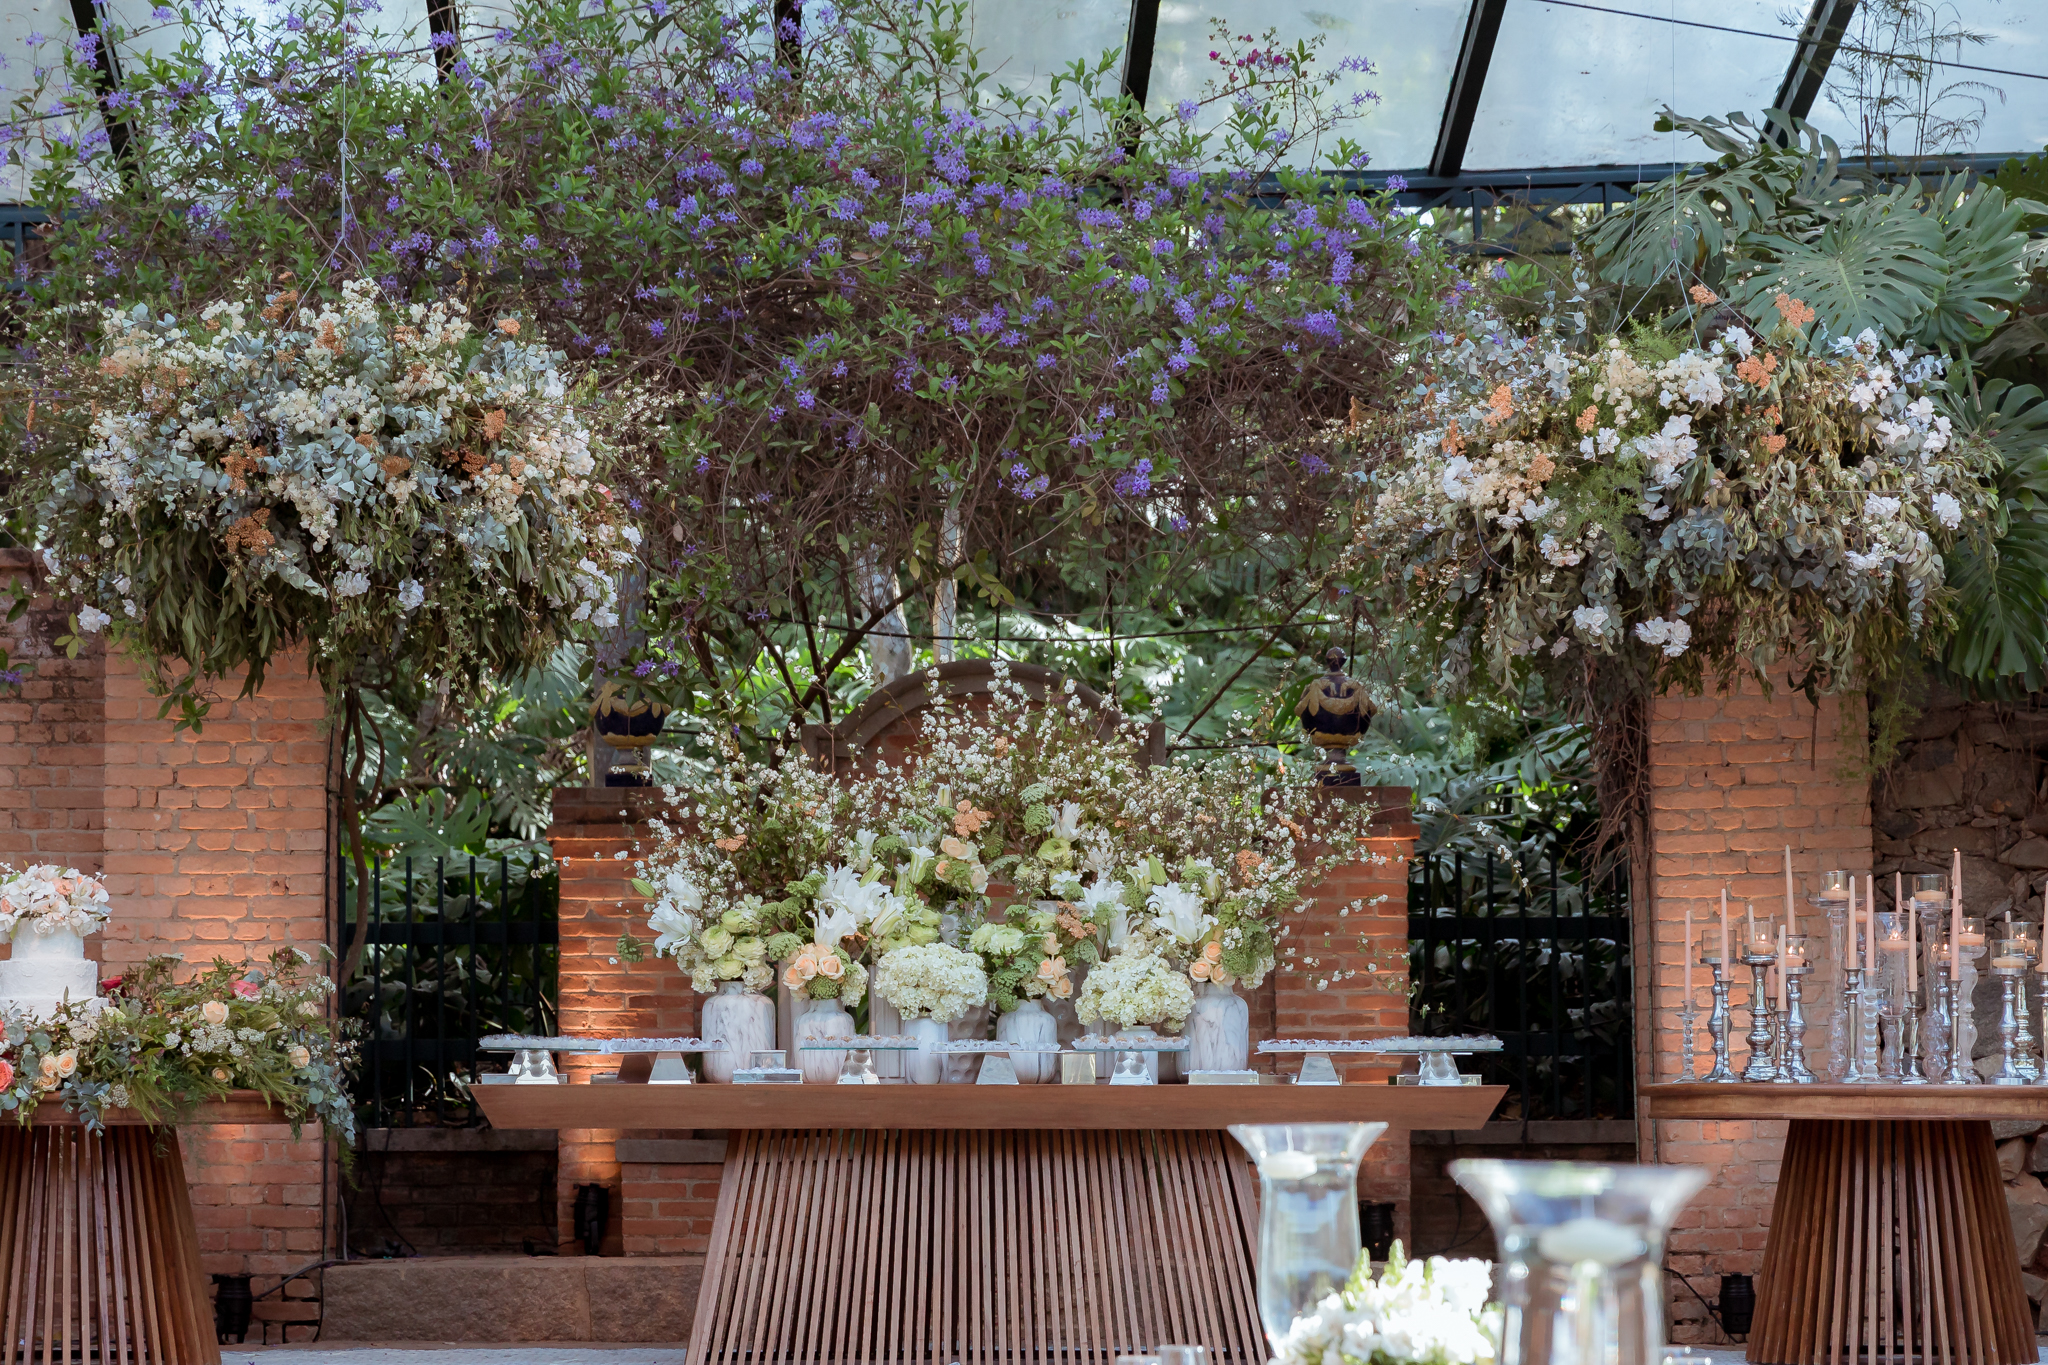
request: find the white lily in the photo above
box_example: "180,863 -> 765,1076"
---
813,902 -> 859,951
1147,882 -> 1216,946
1078,877 -> 1129,948
850,829 -> 879,873
1050,801 -> 1083,840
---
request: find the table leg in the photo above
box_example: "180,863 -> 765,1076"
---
1749,1118 -> 2032,1365
0,1124 -> 219,1365
688,1128 -> 1266,1365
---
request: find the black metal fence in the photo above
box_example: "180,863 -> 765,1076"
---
1409,829 -> 1633,1121
336,853 -> 559,1128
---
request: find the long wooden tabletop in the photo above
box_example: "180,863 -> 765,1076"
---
26,1091 -> 283,1127
473,1080 -> 1506,1131
1644,1082 -> 2048,1122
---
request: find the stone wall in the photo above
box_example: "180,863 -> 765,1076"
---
344,1129 -> 560,1258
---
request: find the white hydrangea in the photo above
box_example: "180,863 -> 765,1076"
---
1272,1247 -> 1499,1365
334,571 -> 370,598
1931,492 -> 1962,529
1075,949 -> 1194,1030
873,943 -> 988,1023
1571,604 -> 1610,636
76,606 -> 111,633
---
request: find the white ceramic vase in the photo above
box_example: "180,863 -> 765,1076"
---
1117,1024 -> 1163,1082
1187,982 -> 1250,1072
996,999 -> 1058,1083
700,982 -> 775,1083
944,1003 -> 990,1083
793,997 -> 854,1082
904,1015 -> 947,1084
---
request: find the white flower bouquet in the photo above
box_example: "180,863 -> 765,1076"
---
873,943 -> 988,1023
0,865 -> 111,938
1075,949 -> 1194,1032
1272,1244 -> 1500,1365
644,871 -> 775,994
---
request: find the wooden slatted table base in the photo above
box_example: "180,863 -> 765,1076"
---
0,1124 -> 218,1365
689,1128 -> 1265,1365
1749,1119 -> 2033,1365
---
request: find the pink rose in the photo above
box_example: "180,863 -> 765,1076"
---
231,979 -> 261,1000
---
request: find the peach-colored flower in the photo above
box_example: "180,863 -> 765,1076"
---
817,954 -> 844,980
0,1059 -> 15,1090
201,1001 -> 230,1026
1212,968 -> 1237,988
54,1052 -> 76,1078
1761,433 -> 1788,454
1053,978 -> 1073,999
1190,960 -> 1213,982
37,1056 -> 59,1079
1773,293 -> 1815,329
940,837 -> 973,860
1484,384 -> 1514,426
212,1068 -> 230,1082
1203,942 -> 1223,964
782,964 -> 806,989
714,835 -> 747,852
951,802 -> 991,837
1688,284 -> 1718,306
1035,959 -> 1061,982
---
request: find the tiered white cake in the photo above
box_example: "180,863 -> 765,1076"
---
0,927 -> 103,1021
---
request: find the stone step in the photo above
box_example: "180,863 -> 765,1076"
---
321,1256 -> 702,1344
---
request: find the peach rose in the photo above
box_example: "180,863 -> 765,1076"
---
212,1068 -> 230,1082
54,1052 -> 76,1077
817,954 -> 844,980
37,1055 -> 59,1079
1190,960 -> 1213,982
1213,968 -> 1236,988
940,837 -> 972,860
287,1045 -> 311,1069
1053,978 -> 1073,999
201,1001 -> 230,1026
1035,959 -> 1060,982
782,964 -> 806,990
1202,942 -> 1223,964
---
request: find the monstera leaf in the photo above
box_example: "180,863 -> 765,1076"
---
1583,109 -> 1849,291
361,788 -> 493,859
1726,188 -> 1949,341
1941,380 -> 2048,690
1917,178 -> 2036,351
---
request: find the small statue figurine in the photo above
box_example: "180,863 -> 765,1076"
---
1296,647 -> 1376,787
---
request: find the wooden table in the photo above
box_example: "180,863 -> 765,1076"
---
478,1081 -> 1504,1365
0,1093 -> 277,1365
1645,1084 -> 2045,1365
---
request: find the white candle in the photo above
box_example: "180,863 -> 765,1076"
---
1777,924 -> 1788,1012
1685,907 -> 1694,1002
1951,850 -> 1962,980
1901,871 -> 1914,993
1536,1217 -> 1646,1268
1847,876 -> 1858,970
1720,887 -> 1730,972
1784,845 -> 1794,924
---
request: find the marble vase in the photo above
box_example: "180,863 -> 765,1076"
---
996,999 -> 1058,1083
1187,982 -> 1250,1072
700,981 -> 775,1083
793,997 -> 854,1082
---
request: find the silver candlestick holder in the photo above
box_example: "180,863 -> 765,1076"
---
1741,951 -> 1779,1082
1895,990 -> 1930,1084
1992,961 -> 2030,1086
1773,962 -> 1815,1083
1678,1002 -> 1701,1081
1702,956 -> 1737,1083
1945,970 -> 1979,1086
2020,970 -> 2041,1081
1839,965 -> 1877,1083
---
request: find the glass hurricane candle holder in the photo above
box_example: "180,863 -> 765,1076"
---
1449,1160 -> 1709,1365
1229,1123 -> 1388,1351
1953,918 -> 1987,1084
1698,951 -> 1736,1083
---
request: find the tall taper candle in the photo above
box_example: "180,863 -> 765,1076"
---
1952,848 -> 1963,980
1777,922 -> 1788,1012
1784,845 -> 1794,926
1685,907 -> 1694,1002
1721,887 -> 1730,971
1901,871 -> 1913,992
1848,876 -> 1858,970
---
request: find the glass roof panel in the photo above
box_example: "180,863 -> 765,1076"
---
1462,0 -> 1799,172
1800,0 -> 2048,159
1146,0 -> 1471,170
964,0 -> 1137,105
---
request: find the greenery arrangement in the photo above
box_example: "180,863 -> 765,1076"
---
0,949 -> 356,1139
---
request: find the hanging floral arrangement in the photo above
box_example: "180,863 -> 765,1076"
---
1356,288 -> 2000,698
10,279 -> 632,723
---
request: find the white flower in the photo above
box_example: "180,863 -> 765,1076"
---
1049,801 -> 1084,840
1863,493 -> 1902,521
1079,878 -> 1131,948
873,943 -> 987,1022
396,579 -> 425,612
1146,882 -> 1215,946
1075,949 -> 1194,1030
77,607 -> 111,634
334,571 -> 371,598
1571,604 -> 1609,636
1931,492 -> 1962,530
1632,616 -> 1692,658
1845,550 -> 1886,573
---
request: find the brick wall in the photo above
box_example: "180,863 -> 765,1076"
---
0,550 -> 339,1281
1646,683 -> 1871,1345
551,787 -> 696,1252
345,1131 -> 559,1258
617,1138 -> 727,1256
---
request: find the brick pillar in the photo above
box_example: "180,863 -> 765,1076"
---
2,550 -> 337,1280
549,788 -> 698,1253
1271,787 -> 1418,1242
1646,684 -> 1870,1344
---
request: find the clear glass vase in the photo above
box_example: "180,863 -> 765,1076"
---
1227,1122 -> 1388,1349
1449,1160 -> 1707,1365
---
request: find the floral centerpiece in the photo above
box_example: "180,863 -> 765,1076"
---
11,279 -> 631,724
0,949 -> 355,1139
0,865 -> 112,939
1075,949 -> 1194,1034
1272,1244 -> 1500,1365
1359,290 -> 1998,697
969,908 -> 1078,1012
